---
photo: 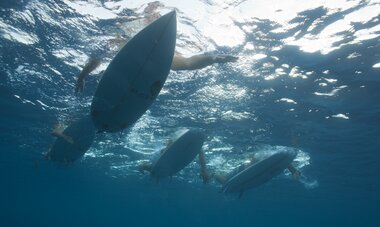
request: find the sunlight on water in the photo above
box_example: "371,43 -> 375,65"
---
63,0 -> 118,19
314,85 -> 348,97
277,98 -> 297,104
286,3 -> 380,54
0,20 -> 38,44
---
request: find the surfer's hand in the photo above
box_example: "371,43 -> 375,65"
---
200,171 -> 211,184
75,77 -> 85,93
292,170 -> 301,180
138,162 -> 152,173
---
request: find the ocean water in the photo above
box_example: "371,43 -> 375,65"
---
1,0 -> 379,226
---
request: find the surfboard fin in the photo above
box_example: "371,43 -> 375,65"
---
45,150 -> 51,160
238,191 -> 244,199
34,160 -> 40,169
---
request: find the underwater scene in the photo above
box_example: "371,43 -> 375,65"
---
1,0 -> 379,226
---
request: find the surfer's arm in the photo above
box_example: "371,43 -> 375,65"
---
171,54 -> 238,71
287,164 -> 301,180
198,151 -> 210,184
75,57 -> 102,93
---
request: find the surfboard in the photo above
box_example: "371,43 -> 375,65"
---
47,115 -> 96,163
221,150 -> 297,194
150,129 -> 205,179
91,11 -> 177,133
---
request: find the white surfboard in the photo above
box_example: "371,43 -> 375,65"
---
150,129 -> 205,179
222,150 -> 297,195
91,11 -> 177,133
47,115 -> 96,163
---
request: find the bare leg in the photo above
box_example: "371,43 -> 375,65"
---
138,162 -> 153,173
198,151 -> 210,184
213,173 -> 227,185
51,124 -> 74,144
171,54 -> 238,71
75,57 -> 102,93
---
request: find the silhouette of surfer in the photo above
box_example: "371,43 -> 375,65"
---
47,116 -> 96,164
212,154 -> 301,185
138,129 -> 210,184
74,2 -> 238,93
138,149 -> 210,184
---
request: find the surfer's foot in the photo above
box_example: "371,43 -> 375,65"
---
200,170 -> 211,184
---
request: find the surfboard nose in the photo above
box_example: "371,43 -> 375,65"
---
166,10 -> 176,21
156,10 -> 176,28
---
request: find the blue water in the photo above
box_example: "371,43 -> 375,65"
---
1,1 -> 379,226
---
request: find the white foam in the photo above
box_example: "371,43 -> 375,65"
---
373,63 -> 380,68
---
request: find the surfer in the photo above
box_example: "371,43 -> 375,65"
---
74,2 -> 238,93
212,154 -> 301,185
138,129 -> 211,184
138,150 -> 210,183
75,53 -> 237,93
47,116 -> 96,164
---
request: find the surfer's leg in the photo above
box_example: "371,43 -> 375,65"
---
61,134 -> 74,144
51,124 -> 74,144
138,162 -> 152,173
198,151 -> 210,184
51,131 -> 74,144
213,173 -> 228,185
75,57 -> 102,93
171,54 -> 238,71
